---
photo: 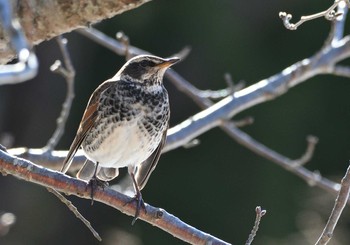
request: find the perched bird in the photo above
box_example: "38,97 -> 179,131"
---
60,54 -> 179,223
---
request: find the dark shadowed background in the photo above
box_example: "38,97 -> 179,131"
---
1,1 -> 350,244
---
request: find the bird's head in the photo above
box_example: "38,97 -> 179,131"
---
116,55 -> 180,85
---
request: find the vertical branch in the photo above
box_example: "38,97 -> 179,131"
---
245,206 -> 266,245
331,0 -> 348,43
43,36 -> 76,153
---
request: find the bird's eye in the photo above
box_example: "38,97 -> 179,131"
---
140,60 -> 149,68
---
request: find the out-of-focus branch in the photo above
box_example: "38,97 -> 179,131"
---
43,36 -> 75,153
0,149 -> 231,245
0,0 -> 38,85
332,65 -> 350,78
315,164 -> 350,245
0,0 -> 150,63
0,212 -> 16,237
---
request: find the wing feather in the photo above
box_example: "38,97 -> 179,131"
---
135,129 -> 167,190
60,102 -> 98,173
60,81 -> 112,173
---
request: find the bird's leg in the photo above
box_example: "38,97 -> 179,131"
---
128,172 -> 146,225
87,162 -> 108,205
87,161 -> 99,205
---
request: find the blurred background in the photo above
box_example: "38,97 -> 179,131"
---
1,0 -> 350,244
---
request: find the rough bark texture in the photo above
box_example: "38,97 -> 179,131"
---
0,0 -> 150,62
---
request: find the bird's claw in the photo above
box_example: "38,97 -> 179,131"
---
87,177 -> 109,205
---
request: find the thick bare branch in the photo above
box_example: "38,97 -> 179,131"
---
0,149 -> 231,245
0,0 -> 150,63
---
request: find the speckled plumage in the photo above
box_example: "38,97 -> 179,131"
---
82,79 -> 170,174
60,55 -> 179,209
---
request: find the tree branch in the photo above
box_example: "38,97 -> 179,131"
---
245,206 -> 266,245
315,164 -> 350,245
43,36 -> 76,153
0,149 -> 231,245
46,187 -> 101,241
0,0 -> 150,63
1,2 -> 350,243
279,0 -> 349,30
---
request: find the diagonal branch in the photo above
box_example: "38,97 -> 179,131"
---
46,187 -> 101,241
315,164 -> 350,245
0,149 -> 231,245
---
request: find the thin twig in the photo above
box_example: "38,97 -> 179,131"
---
315,164 -> 350,245
221,124 -> 341,197
171,46 -> 191,60
289,135 -> 319,168
245,206 -> 266,245
46,187 -> 102,241
197,73 -> 245,100
116,31 -> 132,60
183,139 -> 200,149
43,36 -> 76,153
279,0 -> 346,30
332,65 -> 350,78
232,117 -> 254,128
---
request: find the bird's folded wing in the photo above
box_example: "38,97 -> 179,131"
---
135,130 -> 167,190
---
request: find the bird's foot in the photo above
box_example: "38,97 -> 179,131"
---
87,177 -> 109,205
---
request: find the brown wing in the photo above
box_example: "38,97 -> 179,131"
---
60,101 -> 99,173
60,82 -> 112,173
135,129 -> 167,190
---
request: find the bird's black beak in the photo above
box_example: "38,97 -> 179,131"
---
157,57 -> 180,69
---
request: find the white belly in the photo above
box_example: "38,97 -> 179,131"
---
83,121 -> 160,168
